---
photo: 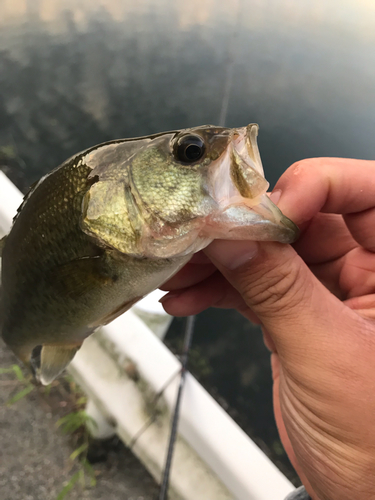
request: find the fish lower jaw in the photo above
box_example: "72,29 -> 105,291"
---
199,193 -> 299,244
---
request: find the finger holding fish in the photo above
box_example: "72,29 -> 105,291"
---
159,259 -> 217,291
274,157 -> 375,223
161,269 -> 260,323
277,158 -> 375,301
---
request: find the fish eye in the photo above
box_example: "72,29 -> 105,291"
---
174,135 -> 206,164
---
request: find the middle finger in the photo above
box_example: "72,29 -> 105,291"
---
160,259 -> 216,291
293,212 -> 357,264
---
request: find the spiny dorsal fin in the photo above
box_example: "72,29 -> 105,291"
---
37,345 -> 80,385
0,235 -> 7,257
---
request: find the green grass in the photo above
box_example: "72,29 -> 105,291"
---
0,364 -> 35,404
0,363 -> 98,499
54,378 -> 97,499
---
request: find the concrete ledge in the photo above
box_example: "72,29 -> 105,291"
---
0,171 -> 24,235
70,319 -> 234,500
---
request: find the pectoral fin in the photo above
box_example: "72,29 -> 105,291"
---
37,345 -> 80,385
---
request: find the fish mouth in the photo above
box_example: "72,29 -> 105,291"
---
206,124 -> 299,244
212,196 -> 300,244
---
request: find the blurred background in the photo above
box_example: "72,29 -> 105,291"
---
1,0 -> 374,484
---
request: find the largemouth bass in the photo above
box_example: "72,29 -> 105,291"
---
0,124 -> 298,384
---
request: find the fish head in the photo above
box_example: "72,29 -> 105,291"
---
82,124 -> 299,259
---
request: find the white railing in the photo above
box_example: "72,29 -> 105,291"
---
0,170 -> 294,500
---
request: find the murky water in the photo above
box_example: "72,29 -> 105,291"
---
1,0 -> 374,482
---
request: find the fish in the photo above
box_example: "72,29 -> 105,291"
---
0,124 -> 298,385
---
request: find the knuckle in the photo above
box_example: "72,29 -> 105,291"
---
239,256 -> 307,317
277,158 -> 323,192
288,158 -> 321,177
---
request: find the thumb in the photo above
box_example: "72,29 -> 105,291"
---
204,240 -> 352,365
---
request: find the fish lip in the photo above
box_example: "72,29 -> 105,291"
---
233,193 -> 300,244
230,123 -> 265,177
209,124 -> 267,206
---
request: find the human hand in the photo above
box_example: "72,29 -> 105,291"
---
160,158 -> 375,500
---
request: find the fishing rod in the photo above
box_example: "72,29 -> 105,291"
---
158,315 -> 196,500
157,8 -> 239,490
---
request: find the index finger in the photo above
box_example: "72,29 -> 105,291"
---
276,158 -> 375,251
276,158 -> 375,223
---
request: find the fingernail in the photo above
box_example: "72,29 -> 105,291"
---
269,189 -> 282,205
159,291 -> 182,303
272,189 -> 296,222
205,240 -> 259,270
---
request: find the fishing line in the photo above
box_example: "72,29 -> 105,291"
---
218,0 -> 242,128
158,4 -> 241,496
218,57 -> 235,127
129,368 -> 181,450
158,315 -> 196,500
